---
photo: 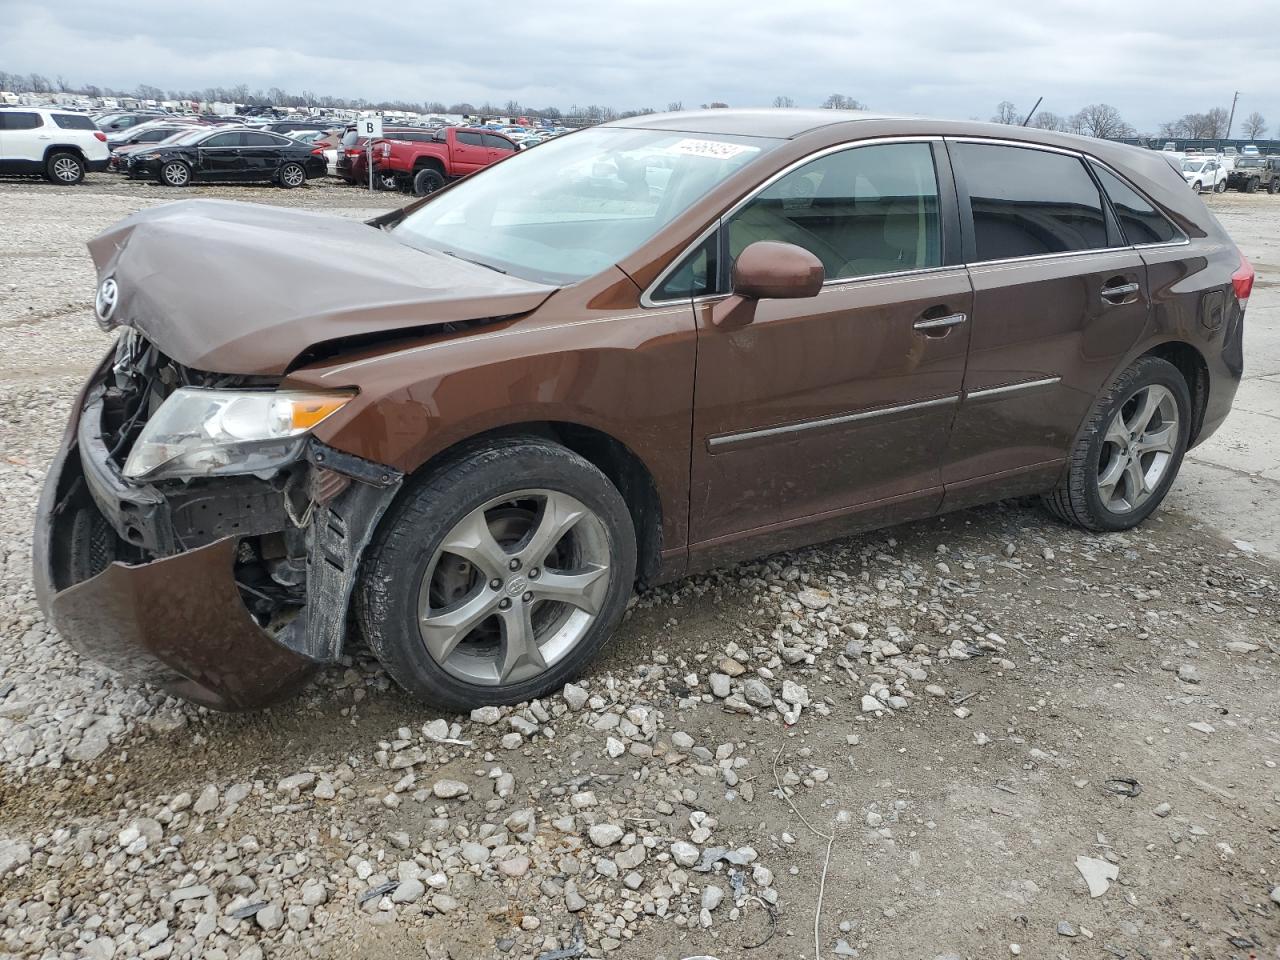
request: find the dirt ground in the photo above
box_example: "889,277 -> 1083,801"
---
0,174 -> 1277,960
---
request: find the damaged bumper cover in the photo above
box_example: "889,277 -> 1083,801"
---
33,367 -> 402,711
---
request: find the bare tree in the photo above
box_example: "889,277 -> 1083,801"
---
822,94 -> 865,110
1070,103 -> 1134,139
772,95 -> 795,108
992,100 -> 1022,124
1204,106 -> 1230,138
666,101 -> 683,112
1030,110 -> 1067,132
1242,111 -> 1266,138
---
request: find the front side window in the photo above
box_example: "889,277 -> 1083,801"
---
1091,164 -> 1179,245
952,143 -> 1108,261
395,127 -> 777,284
726,141 -> 941,281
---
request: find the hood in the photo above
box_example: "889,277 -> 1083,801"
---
87,199 -> 557,375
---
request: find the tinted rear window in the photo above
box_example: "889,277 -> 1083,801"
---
1090,164 -> 1179,246
1,111 -> 42,131
53,113 -> 97,130
954,142 -> 1108,261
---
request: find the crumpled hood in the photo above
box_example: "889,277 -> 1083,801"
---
87,199 -> 557,375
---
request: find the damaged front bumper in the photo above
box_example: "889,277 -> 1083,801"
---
33,361 -> 402,711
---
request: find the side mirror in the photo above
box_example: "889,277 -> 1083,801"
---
711,241 -> 825,330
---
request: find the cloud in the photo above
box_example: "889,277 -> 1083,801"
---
0,0 -> 1275,131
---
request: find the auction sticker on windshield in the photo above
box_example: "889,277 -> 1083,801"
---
666,138 -> 760,160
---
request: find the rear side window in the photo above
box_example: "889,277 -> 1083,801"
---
202,131 -> 243,147
1090,164 -> 1179,245
1,112 -> 42,131
457,131 -> 484,147
242,131 -> 283,146
953,143 -> 1108,261
53,113 -> 97,130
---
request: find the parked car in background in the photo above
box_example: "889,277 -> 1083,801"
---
124,126 -> 325,187
108,125 -> 201,171
336,126 -> 446,184
106,117 -> 204,149
94,111 -> 168,133
1227,155 -> 1280,193
1180,157 -> 1227,192
261,119 -> 339,135
289,129 -> 342,176
35,110 -> 1249,712
0,107 -> 108,184
373,126 -> 517,194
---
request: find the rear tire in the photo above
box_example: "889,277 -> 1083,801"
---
1043,356 -> 1191,532
160,161 -> 191,187
376,170 -> 400,191
1214,178 -> 1226,193
46,151 -> 85,185
278,162 -> 306,189
412,167 -> 446,196
357,437 -> 637,710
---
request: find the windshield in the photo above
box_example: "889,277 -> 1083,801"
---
1237,157 -> 1263,167
1182,160 -> 1205,172
170,127 -> 223,145
394,127 -> 780,284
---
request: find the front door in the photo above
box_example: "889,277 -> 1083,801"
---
940,140 -> 1150,507
688,140 -> 971,555
197,131 -> 248,180
452,131 -> 489,175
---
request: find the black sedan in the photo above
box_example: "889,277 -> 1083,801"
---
125,127 -> 327,188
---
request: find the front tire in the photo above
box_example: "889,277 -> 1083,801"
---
357,438 -> 637,710
1245,177 -> 1259,194
46,151 -> 85,185
412,167 -> 446,196
160,161 -> 191,187
1269,179 -> 1279,195
1043,356 -> 1191,532
1192,180 -> 1203,192
278,162 -> 306,189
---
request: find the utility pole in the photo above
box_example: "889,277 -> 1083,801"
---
1226,90 -> 1239,139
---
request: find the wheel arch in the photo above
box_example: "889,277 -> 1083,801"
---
43,144 -> 87,163
1139,340 -> 1210,445
392,420 -> 665,588
413,155 -> 446,174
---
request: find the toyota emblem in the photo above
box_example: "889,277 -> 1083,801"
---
95,277 -> 120,329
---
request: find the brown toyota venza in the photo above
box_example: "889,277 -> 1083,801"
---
34,109 -> 1250,711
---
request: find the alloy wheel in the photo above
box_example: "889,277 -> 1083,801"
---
52,157 -> 81,182
417,489 -> 612,686
282,165 -> 305,187
1095,384 -> 1179,514
163,163 -> 189,186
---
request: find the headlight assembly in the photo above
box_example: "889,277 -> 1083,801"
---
122,388 -> 355,482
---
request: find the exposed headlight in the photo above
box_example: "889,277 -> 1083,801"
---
139,152 -> 162,160
122,388 -> 355,482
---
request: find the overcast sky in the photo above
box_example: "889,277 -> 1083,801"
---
2,1 -> 1276,133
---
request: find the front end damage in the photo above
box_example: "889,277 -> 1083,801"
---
33,334 -> 402,711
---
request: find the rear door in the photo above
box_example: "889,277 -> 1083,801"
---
687,139 -> 971,556
940,140 -> 1150,508
483,133 -> 518,165
452,130 -> 488,174
241,131 -> 289,178
196,130 -> 247,180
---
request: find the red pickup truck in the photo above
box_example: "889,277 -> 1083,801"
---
372,127 -> 518,195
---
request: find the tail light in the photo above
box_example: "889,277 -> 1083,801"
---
94,131 -> 107,142
380,142 -> 391,158
1232,253 -> 1255,308
311,146 -> 325,155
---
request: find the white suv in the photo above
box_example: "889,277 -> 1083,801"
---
0,107 -> 110,184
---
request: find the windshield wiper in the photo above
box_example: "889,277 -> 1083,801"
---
440,250 -> 507,275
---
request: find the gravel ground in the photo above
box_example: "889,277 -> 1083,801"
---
0,175 -> 1278,960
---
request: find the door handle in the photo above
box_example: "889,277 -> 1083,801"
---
913,312 -> 967,333
1101,281 -> 1140,304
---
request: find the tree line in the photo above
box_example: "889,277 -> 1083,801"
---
3,71 -> 1266,140
990,100 -> 1268,140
